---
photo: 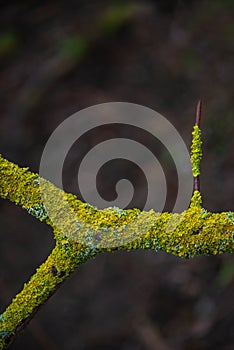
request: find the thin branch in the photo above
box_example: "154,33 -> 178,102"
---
192,100 -> 202,193
195,99 -> 202,127
193,176 -> 200,192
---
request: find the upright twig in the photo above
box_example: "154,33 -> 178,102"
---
190,100 -> 203,195
195,100 -> 202,128
193,100 -> 202,192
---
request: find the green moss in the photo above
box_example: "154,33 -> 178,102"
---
190,190 -> 202,208
27,204 -> 48,221
190,125 -> 202,177
0,154 -> 234,260
1,151 -> 234,348
0,242 -> 96,348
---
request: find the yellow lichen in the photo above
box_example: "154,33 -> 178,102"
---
190,125 -> 202,177
1,150 -> 234,348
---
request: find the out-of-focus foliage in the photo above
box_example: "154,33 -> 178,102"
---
0,32 -> 18,57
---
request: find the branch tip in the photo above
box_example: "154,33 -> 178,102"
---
195,100 -> 202,127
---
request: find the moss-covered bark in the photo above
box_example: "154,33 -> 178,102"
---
0,123 -> 234,349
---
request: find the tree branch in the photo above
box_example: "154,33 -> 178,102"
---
191,100 -> 203,194
0,110 -> 233,348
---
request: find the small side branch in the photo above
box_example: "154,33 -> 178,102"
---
195,100 -> 202,128
191,100 -> 203,194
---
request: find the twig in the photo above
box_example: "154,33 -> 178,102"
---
193,100 -> 202,193
195,100 -> 202,128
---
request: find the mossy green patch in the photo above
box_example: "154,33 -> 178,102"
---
1,151 -> 234,348
190,125 -> 202,177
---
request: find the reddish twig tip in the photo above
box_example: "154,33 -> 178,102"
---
195,100 -> 202,127
193,176 -> 200,192
193,100 -> 202,193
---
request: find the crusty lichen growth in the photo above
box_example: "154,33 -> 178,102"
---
190,189 -> 202,208
0,154 -> 234,348
190,125 -> 202,177
0,241 -> 97,349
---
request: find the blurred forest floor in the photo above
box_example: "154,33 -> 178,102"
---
0,1 -> 234,349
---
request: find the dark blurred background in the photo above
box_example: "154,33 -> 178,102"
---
0,1 -> 234,349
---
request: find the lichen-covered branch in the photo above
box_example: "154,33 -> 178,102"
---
191,100 -> 202,192
0,117 -> 234,348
